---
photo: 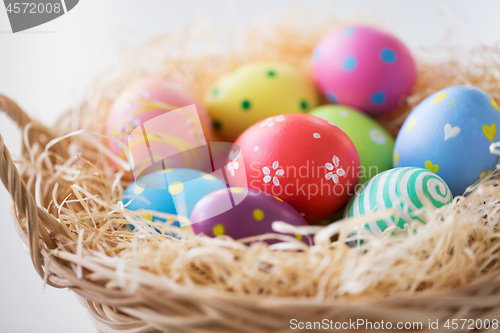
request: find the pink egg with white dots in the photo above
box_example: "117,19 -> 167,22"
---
312,26 -> 417,115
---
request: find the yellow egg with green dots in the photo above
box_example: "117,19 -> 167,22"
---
205,61 -> 319,141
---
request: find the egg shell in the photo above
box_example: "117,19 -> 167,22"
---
123,168 -> 226,227
191,188 -> 310,244
309,105 -> 394,184
394,85 -> 500,196
312,25 -> 416,115
105,78 -> 213,174
346,167 -> 452,235
230,113 -> 360,224
204,61 -> 319,142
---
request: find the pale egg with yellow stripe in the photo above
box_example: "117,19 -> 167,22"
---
191,188 -> 310,244
105,78 -> 213,175
123,168 -> 226,230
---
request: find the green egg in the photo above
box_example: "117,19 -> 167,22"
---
346,167 -> 452,235
309,105 -> 394,184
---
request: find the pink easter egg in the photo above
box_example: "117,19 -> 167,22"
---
105,78 -> 213,176
312,26 -> 417,115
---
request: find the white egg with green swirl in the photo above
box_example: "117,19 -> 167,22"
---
346,167 -> 452,235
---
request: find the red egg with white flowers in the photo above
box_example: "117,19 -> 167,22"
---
229,114 -> 360,224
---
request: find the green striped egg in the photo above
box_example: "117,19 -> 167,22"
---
346,167 -> 452,235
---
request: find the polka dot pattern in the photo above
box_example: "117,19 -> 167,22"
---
241,100 -> 251,110
191,188 -> 310,245
252,209 -> 265,221
133,183 -> 145,195
300,100 -> 308,111
123,169 -> 227,231
380,48 -> 396,63
204,62 -> 319,141
342,27 -> 356,37
327,92 -> 338,103
168,181 -> 184,195
212,223 -> 225,236
312,26 -> 417,115
371,92 -> 386,105
212,119 -> 222,131
342,56 -> 357,71
312,47 -> 322,62
202,174 -> 216,181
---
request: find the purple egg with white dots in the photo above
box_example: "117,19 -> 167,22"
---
191,188 -> 311,245
312,25 -> 417,115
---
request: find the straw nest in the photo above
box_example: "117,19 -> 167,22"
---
2,12 -> 500,333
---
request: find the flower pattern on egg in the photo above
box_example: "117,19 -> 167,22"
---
262,161 -> 285,186
227,150 -> 240,177
260,115 -> 285,128
325,155 -> 345,184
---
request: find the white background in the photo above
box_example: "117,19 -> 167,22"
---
0,0 -> 499,332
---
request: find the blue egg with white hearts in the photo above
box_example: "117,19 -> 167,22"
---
123,168 -> 226,227
394,85 -> 500,196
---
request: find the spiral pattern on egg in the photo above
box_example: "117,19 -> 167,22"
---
346,167 -> 452,235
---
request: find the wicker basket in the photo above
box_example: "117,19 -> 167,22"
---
2,17 -> 500,333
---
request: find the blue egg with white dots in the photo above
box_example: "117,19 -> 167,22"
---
394,85 -> 500,196
123,168 -> 227,228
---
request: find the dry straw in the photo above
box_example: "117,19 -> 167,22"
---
2,11 -> 500,333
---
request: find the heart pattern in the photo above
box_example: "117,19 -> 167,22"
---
444,123 -> 460,141
406,116 -> 417,131
431,91 -> 448,104
491,98 -> 500,112
483,123 -> 497,142
425,160 -> 440,173
479,169 -> 494,180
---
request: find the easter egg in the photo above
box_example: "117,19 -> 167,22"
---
312,25 -> 416,115
105,78 -> 213,176
204,61 -> 319,142
230,113 -> 360,224
191,188 -> 310,244
346,167 -> 452,235
309,105 -> 394,184
123,168 -> 226,227
394,85 -> 500,196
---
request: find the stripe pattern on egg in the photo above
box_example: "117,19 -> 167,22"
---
346,167 -> 452,235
